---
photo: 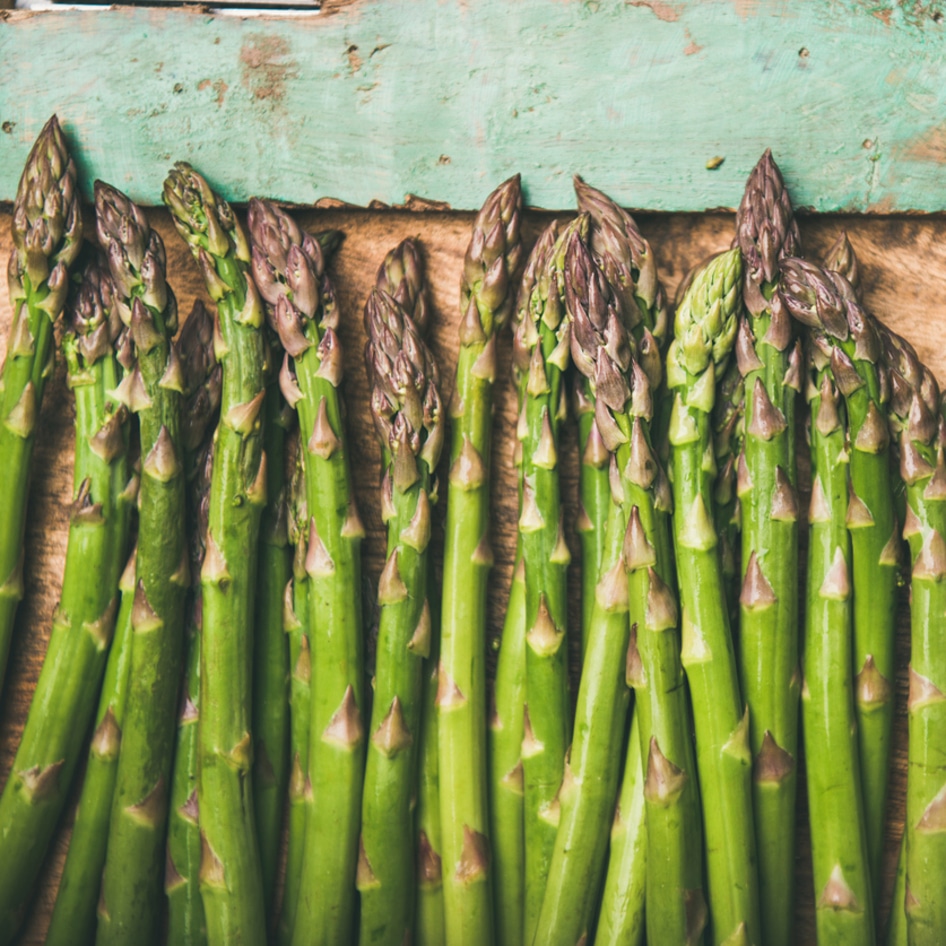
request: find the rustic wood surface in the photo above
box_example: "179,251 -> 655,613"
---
4,1 -> 946,211
0,205 -> 942,944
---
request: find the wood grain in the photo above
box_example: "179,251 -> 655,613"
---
0,205 -> 943,944
5,1 -> 946,211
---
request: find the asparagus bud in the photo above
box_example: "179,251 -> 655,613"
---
460,174 -> 523,336
734,149 -> 800,317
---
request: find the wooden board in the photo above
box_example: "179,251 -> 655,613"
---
0,204 -> 944,944
4,1 -> 946,211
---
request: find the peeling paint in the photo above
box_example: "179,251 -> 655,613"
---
626,0 -> 680,22
905,121 -> 946,163
239,33 -> 299,104
732,0 -> 759,17
683,29 -> 704,54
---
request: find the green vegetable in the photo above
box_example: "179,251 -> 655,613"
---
95,181 -> 188,946
165,163 -> 268,946
358,242 -> 443,946
0,250 -> 130,946
667,248 -> 761,946
438,176 -> 522,946
780,257 -> 877,945
0,115 -> 83,695
248,197 -> 365,946
733,151 -> 802,946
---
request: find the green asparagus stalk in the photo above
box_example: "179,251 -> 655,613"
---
393,250 -> 441,946
512,215 -> 579,942
780,258 -> 877,943
488,221 -> 561,946
585,231 -> 707,943
572,179 -> 669,653
593,712 -> 647,946
733,151 -> 802,946
0,115 -> 83,694
781,255 -> 897,902
165,163 -> 269,946
277,430 -> 311,946
94,181 -> 188,946
667,247 -> 761,946
0,249 -> 130,946
166,441 -> 214,946
882,332 -> 946,944
487,556 -> 525,946
45,548 -> 135,946
253,351 -> 292,920
358,243 -> 444,946
534,228 -> 632,944
438,176 -> 522,946
248,197 -> 365,946
416,589 -> 446,946
166,303 -> 223,946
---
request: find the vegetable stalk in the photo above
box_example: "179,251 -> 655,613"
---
438,176 -> 522,946
248,197 -> 365,946
733,151 -> 802,946
0,249 -> 130,945
165,163 -> 269,946
95,181 -> 188,946
0,115 -> 82,694
780,258 -> 877,944
358,242 -> 443,946
667,248 -> 761,946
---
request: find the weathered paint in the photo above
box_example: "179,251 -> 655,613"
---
2,0 -> 946,210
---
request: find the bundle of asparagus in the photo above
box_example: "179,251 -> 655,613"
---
4,122 -> 946,946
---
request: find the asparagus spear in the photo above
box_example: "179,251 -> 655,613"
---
732,152 -> 802,946
511,215 -> 579,942
278,429 -> 311,946
165,163 -> 269,946
45,548 -> 135,946
882,331 -> 946,945
781,256 -> 897,901
165,302 -> 223,946
0,249 -> 131,946
593,713 -> 647,946
533,226 -> 633,945
253,339 -> 292,921
94,181 -> 188,946
166,438 -> 214,946
416,591 -> 446,946
0,115 -> 82,694
573,179 -> 669,653
386,246 -> 442,945
487,556 -> 525,946
248,197 -> 365,946
668,247 -> 761,946
358,242 -> 443,946
780,259 -> 877,944
438,176 -> 522,946
488,220 -> 560,946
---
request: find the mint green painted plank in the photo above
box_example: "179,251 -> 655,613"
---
1,1 -> 946,210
